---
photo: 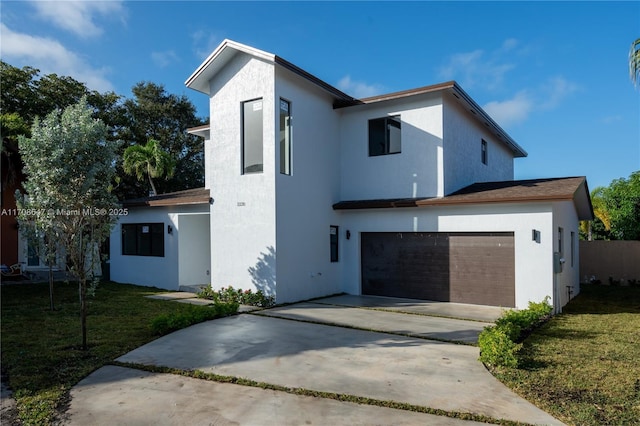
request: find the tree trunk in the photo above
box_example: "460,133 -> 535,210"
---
80,279 -> 87,350
48,262 -> 54,311
148,174 -> 157,196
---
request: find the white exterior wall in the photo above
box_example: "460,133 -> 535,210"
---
339,202 -> 557,310
110,204 -> 208,290
339,95 -> 444,200
552,200 -> 581,312
442,97 -> 514,195
273,68 -> 342,303
207,54 -> 276,293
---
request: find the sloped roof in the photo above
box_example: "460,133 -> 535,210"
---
334,177 -> 594,220
185,39 -> 526,158
122,188 -> 211,208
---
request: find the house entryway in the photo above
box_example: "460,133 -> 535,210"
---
177,213 -> 210,289
361,232 -> 516,307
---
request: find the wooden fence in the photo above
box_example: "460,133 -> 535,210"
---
580,240 -> 640,284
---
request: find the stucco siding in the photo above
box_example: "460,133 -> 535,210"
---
442,97 -> 514,195
207,53 -> 276,293
552,200 -> 581,311
339,202 -> 556,310
273,67 -> 343,303
110,205 -> 208,290
339,95 -> 444,200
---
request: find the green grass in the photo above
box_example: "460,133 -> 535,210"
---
0,281 -> 238,425
491,284 -> 640,426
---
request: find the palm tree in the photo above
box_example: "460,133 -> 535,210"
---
123,139 -> 175,196
630,38 -> 640,89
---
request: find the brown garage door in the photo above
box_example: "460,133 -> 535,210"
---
361,232 -> 515,307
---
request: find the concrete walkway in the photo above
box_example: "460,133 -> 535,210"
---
64,295 -> 563,425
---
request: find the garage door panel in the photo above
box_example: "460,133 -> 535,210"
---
361,232 -> 515,307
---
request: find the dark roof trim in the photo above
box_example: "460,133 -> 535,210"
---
123,188 -> 211,208
274,56 -> 357,105
334,177 -> 593,221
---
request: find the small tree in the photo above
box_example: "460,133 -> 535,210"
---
123,139 -> 175,196
16,97 -> 120,349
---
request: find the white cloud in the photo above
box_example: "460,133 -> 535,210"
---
151,50 -> 179,68
438,43 -> 515,90
483,76 -> 579,128
0,23 -> 114,92
29,0 -> 125,38
483,91 -> 534,127
191,30 -> 221,59
336,75 -> 385,98
540,76 -> 579,110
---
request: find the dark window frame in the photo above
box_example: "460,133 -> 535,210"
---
330,225 -> 339,262
122,223 -> 165,257
279,98 -> 292,175
241,98 -> 264,174
481,139 -> 488,165
368,116 -> 401,157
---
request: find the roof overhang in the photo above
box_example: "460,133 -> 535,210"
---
338,81 -> 527,158
123,188 -> 211,208
185,39 -> 357,104
334,177 -> 594,221
187,124 -> 210,139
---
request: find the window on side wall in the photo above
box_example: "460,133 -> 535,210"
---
330,225 -> 339,262
122,223 -> 164,257
242,98 -> 263,174
280,99 -> 292,175
368,116 -> 401,156
481,139 -> 488,165
570,231 -> 575,267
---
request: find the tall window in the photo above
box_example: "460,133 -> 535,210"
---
242,99 -> 263,174
330,226 -> 339,262
122,223 -> 164,257
279,99 -> 292,175
570,231 -> 575,267
369,116 -> 401,156
558,227 -> 564,255
481,139 -> 488,165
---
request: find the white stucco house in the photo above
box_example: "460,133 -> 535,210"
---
110,39 -> 593,312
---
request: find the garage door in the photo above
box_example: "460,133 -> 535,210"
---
361,232 -> 515,307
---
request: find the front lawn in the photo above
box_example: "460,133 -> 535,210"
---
0,281 -> 237,425
491,284 -> 640,425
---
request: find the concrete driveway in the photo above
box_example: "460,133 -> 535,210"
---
64,296 -> 563,425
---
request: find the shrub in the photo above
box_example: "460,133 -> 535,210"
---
197,285 -> 275,307
479,296 -> 552,368
151,302 -> 239,335
478,326 -> 522,368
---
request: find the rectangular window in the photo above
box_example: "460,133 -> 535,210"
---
558,227 -> 564,255
279,99 -> 292,175
369,116 -> 401,156
242,99 -> 263,174
481,139 -> 488,165
330,225 -> 339,262
570,231 -> 575,267
122,223 -> 164,257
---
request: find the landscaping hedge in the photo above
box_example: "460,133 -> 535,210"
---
478,297 -> 552,368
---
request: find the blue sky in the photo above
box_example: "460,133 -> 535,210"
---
1,1 -> 638,190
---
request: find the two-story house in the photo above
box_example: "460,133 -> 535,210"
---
110,39 -> 592,312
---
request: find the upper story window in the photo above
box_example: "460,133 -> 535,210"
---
242,99 -> 263,174
369,116 -> 401,156
481,139 -> 488,165
279,99 -> 292,175
122,223 -> 164,257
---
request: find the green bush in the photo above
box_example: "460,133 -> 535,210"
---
197,285 -> 275,307
151,302 -> 239,335
479,296 -> 552,368
478,326 -> 522,368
